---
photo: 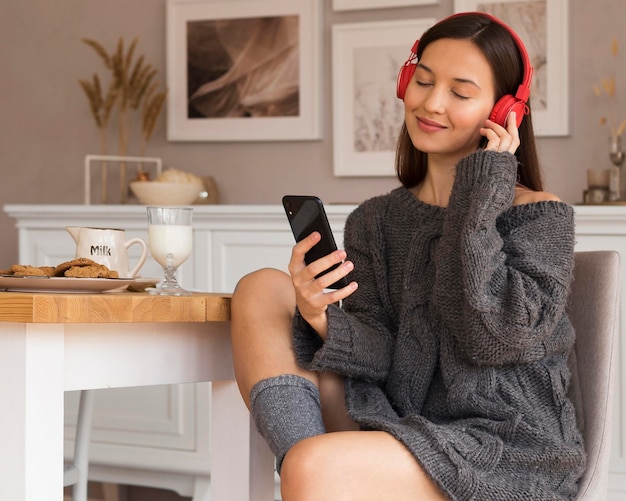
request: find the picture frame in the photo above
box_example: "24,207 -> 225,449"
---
454,0 -> 569,136
166,0 -> 322,141
332,19 -> 434,176
333,0 -> 438,11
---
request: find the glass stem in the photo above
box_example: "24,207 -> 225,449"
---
162,253 -> 179,288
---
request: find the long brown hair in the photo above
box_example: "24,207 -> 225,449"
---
395,14 -> 542,191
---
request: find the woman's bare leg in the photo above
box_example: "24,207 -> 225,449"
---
281,431 -> 448,501
231,268 -> 315,408
319,372 -> 359,432
231,268 -> 360,472
231,268 -> 357,470
231,268 -> 357,428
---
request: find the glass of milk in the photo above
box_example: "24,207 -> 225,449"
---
146,206 -> 193,296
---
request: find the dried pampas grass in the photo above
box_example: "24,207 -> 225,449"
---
79,36 -> 167,158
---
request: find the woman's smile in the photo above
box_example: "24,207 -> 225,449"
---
417,116 -> 447,133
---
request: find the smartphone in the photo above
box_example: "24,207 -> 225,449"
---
282,195 -> 350,289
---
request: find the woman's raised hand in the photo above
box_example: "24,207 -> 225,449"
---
480,111 -> 520,154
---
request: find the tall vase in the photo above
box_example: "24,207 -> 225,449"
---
609,135 -> 625,201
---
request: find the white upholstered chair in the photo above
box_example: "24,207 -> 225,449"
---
64,389 -> 95,501
567,250 -> 621,500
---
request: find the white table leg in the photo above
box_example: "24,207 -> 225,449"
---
0,323 -> 65,501
191,476 -> 210,501
210,380 -> 275,501
249,413 -> 277,501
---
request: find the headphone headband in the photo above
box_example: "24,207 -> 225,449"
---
396,11 -> 534,127
449,12 -> 533,102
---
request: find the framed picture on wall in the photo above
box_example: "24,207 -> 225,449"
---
333,0 -> 438,10
332,18 -> 434,176
166,0 -> 322,141
454,0 -> 569,136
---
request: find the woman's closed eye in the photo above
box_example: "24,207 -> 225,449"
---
416,80 -> 470,100
451,90 -> 470,100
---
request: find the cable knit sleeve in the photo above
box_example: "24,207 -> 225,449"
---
291,197 -> 397,382
433,150 -> 575,366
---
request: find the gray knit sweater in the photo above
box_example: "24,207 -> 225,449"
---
292,150 -> 585,500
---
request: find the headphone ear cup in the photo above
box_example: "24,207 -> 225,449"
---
396,64 -> 416,100
489,95 -> 526,128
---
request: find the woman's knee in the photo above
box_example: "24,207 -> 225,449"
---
232,268 -> 293,311
281,433 -> 449,501
281,435 -> 363,500
231,268 -> 297,340
281,437 -> 330,499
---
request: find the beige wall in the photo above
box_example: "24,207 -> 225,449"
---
0,0 -> 623,265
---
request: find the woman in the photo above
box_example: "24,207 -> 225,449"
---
231,12 -> 585,501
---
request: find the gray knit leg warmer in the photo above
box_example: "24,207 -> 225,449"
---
250,374 -> 326,474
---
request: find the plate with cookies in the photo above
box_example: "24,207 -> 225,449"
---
0,258 -> 135,293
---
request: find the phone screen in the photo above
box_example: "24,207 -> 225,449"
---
282,195 -> 349,289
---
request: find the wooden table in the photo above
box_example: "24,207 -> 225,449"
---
0,291 -> 274,501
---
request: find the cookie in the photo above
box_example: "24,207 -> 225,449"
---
10,264 -> 55,277
54,257 -> 100,277
2,258 -> 119,279
64,264 -> 119,279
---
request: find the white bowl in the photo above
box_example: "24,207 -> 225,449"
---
130,181 -> 202,206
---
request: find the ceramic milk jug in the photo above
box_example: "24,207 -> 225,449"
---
65,226 -> 148,278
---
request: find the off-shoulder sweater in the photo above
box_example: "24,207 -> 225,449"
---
292,150 -> 585,500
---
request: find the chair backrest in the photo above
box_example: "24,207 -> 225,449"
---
64,389 -> 95,501
567,250 -> 620,501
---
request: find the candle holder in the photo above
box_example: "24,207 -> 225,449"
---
584,168 -> 611,204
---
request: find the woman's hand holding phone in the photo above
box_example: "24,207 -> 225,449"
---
288,231 -> 357,340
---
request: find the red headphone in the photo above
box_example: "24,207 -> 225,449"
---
396,12 -> 534,128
